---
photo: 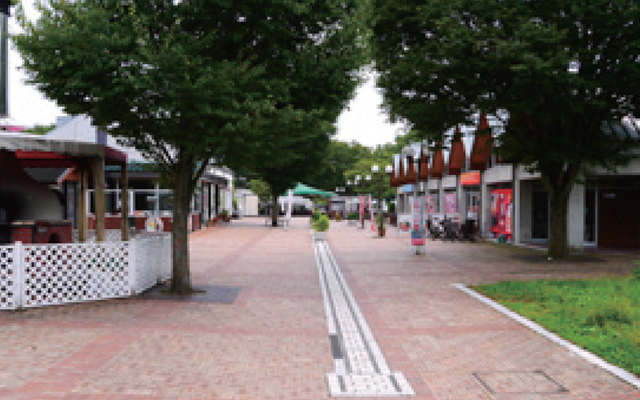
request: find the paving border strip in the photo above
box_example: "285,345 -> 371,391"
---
454,283 -> 640,390
314,240 -> 414,397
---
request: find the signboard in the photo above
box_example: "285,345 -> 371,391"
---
411,196 -> 425,248
425,195 -> 436,215
461,171 -> 481,186
490,188 -> 512,239
444,192 -> 457,214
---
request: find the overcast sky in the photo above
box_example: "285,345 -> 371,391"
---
5,2 -> 405,148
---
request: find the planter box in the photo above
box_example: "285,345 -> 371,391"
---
313,231 -> 326,241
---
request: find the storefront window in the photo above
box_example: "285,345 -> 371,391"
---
532,190 -> 549,240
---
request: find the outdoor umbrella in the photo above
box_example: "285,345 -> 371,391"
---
290,182 -> 336,197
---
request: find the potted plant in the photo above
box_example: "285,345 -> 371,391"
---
310,209 -> 322,227
219,209 -> 231,222
347,212 -> 359,226
388,202 -> 397,226
313,214 -> 330,241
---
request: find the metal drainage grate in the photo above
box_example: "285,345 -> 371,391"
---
474,370 -> 569,395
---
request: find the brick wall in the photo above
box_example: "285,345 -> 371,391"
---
11,225 -> 34,243
33,222 -> 73,243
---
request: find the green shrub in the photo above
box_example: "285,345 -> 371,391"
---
347,212 -> 359,220
314,215 -> 330,232
585,305 -> 632,328
310,209 -> 322,226
632,262 -> 640,280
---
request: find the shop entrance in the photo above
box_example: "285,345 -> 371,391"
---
531,190 -> 549,240
598,188 -> 640,248
465,191 -> 480,221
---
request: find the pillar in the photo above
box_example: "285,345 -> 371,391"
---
480,171 -> 489,237
77,164 -> 88,242
120,163 -> 129,241
567,181 -> 585,253
513,164 -> 520,244
92,157 -> 106,242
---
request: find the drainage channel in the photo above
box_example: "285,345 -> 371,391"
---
313,239 -> 414,397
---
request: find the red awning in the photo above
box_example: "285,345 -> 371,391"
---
448,126 -> 465,176
431,148 -> 445,179
418,153 -> 429,182
14,150 -> 76,168
469,112 -> 493,171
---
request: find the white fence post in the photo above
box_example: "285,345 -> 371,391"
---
129,237 -> 137,295
13,241 -> 23,310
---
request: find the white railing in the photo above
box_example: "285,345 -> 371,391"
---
0,233 -> 171,310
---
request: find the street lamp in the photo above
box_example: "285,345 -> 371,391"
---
363,174 -> 371,229
402,143 -> 426,254
371,164 -> 393,237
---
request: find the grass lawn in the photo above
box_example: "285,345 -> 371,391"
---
473,269 -> 640,377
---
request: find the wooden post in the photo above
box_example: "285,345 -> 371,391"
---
77,164 -> 88,242
92,157 -> 106,242
120,162 -> 129,241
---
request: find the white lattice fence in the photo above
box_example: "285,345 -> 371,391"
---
1,234 -> 171,310
132,233 -> 171,293
0,245 -> 16,310
20,242 -> 131,308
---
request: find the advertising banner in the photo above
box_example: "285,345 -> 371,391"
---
490,188 -> 513,239
411,196 -> 426,247
444,193 -> 457,214
425,195 -> 436,216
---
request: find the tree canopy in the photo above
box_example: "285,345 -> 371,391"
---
372,0 -> 640,257
15,0 -> 369,290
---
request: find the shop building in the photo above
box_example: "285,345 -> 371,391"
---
394,115 -> 640,251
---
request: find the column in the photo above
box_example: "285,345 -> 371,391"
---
120,163 -> 129,241
77,164 -> 88,242
513,164 -> 520,244
567,181 -> 585,253
92,157 -> 106,242
480,171 -> 488,237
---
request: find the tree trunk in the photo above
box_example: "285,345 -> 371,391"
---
170,156 -> 193,294
547,189 -> 570,259
271,193 -> 279,227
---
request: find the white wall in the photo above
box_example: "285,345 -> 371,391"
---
567,183 -> 585,251
484,164 -> 513,184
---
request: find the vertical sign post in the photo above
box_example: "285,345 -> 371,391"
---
411,195 -> 426,254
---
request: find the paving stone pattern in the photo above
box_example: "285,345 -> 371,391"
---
0,218 -> 638,399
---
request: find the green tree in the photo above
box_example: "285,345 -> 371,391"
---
224,1 -> 371,227
14,0 -> 367,292
248,179 -> 271,203
306,140 -> 373,191
372,0 -> 640,258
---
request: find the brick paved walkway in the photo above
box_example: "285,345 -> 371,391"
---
0,218 -> 638,399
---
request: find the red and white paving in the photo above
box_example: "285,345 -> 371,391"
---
0,217 -> 638,400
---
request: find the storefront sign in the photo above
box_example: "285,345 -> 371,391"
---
425,195 -> 436,215
461,171 -> 480,186
411,196 -> 425,247
444,193 -> 457,214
